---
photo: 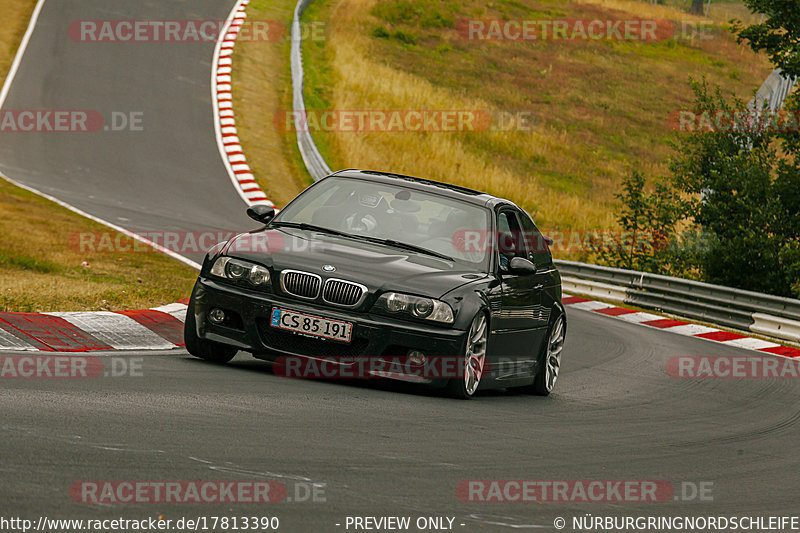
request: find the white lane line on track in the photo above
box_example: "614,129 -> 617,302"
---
47,312 -> 175,350
0,172 -> 201,270
0,0 -> 201,271
0,0 -> 47,109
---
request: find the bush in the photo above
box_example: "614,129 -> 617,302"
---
372,26 -> 391,39
393,30 -> 417,45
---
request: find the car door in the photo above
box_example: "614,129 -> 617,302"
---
491,207 -> 547,376
517,210 -> 556,354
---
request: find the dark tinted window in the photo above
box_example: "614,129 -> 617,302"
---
497,209 -> 524,270
517,210 -> 551,267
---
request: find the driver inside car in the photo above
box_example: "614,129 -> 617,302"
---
310,188 -> 383,233
312,187 -> 421,237
498,231 -> 516,270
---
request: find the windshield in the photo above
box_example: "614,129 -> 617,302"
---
272,176 -> 490,269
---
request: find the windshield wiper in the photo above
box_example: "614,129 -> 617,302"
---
271,222 -> 455,261
360,238 -> 455,262
270,221 -> 354,239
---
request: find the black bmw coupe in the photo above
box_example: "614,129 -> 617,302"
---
185,170 -> 566,399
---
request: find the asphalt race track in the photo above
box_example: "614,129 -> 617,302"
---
2,309 -> 800,531
1,1 -> 799,532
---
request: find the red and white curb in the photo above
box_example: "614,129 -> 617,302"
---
213,0 -> 274,208
0,301 -> 188,352
563,295 -> 800,359
6,294 -> 799,355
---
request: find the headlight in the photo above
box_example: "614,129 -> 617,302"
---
210,257 -> 271,286
374,292 -> 454,324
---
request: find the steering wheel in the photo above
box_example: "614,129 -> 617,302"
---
342,208 -> 378,233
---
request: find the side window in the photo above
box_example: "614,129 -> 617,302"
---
497,211 -> 512,233
517,210 -> 551,267
497,209 -> 523,270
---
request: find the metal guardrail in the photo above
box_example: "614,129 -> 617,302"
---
291,0 -> 331,181
556,260 -> 800,343
749,69 -> 796,113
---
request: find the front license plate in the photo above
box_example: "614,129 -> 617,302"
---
270,308 -> 353,343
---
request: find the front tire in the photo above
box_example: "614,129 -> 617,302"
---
527,312 -> 565,396
184,299 -> 238,363
446,313 -> 488,400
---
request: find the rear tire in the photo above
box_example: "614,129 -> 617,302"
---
184,299 -> 238,363
445,313 -> 488,400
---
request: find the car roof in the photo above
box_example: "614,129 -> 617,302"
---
329,169 -> 507,209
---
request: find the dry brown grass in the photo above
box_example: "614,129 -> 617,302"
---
287,0 -> 772,256
561,0 -> 760,26
316,0 -> 613,229
0,0 -> 34,80
328,32 -> 606,227
572,0 -> 707,21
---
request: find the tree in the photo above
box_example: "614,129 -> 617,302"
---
610,80 -> 799,297
669,80 -> 791,294
600,171 -> 650,272
734,0 -> 800,79
735,0 -> 800,296
689,0 -> 705,16
598,171 -> 682,275
605,0 -> 800,297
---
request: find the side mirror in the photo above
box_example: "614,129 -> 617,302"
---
246,205 -> 275,224
509,256 -> 537,275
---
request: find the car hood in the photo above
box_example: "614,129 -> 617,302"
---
222,228 -> 486,298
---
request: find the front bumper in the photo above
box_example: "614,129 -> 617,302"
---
191,277 -> 468,379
